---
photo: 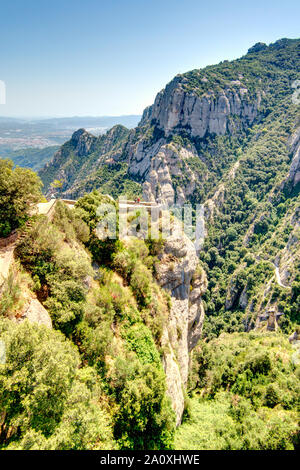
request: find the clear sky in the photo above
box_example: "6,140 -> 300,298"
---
0,0 -> 299,117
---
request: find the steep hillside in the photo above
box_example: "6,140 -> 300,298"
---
39,125 -> 141,199
0,146 -> 59,171
1,37 -> 299,451
198,103 -> 300,338
0,192 -> 209,447
127,38 -> 299,205
39,38 -> 300,335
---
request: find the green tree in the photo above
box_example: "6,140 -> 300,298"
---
0,159 -> 42,237
0,319 -> 114,449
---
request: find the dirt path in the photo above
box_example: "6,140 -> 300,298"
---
0,244 -> 15,285
0,200 -> 58,286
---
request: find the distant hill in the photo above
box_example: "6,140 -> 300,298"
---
0,146 -> 60,171
34,115 -> 141,129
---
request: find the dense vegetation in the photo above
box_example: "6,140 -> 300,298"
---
1,193 -> 175,449
0,319 -> 114,450
199,98 -> 300,339
0,159 -> 42,237
176,332 -> 300,450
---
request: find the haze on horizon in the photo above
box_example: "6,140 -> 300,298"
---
0,0 -> 299,118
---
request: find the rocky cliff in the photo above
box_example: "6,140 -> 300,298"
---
37,37 -> 300,343
127,80 -> 261,206
150,79 -> 260,138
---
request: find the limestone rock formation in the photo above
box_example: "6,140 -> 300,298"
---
70,128 -> 97,156
138,143 -> 198,206
151,79 -> 261,138
40,125 -> 131,197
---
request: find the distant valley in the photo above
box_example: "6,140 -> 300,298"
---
0,114 -> 141,156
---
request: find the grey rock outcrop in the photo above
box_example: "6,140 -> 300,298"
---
288,128 -> 300,186
151,80 -> 261,138
20,298 -> 52,329
155,218 -> 207,424
42,129 -> 97,196
138,143 -> 197,206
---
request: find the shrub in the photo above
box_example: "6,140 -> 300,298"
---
0,319 -> 114,449
0,159 -> 42,237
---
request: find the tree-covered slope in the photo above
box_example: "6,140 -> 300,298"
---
0,196 -> 177,449
127,38 -> 300,205
175,332 -> 300,450
0,38 -> 300,451
200,98 -> 300,338
39,125 -> 141,199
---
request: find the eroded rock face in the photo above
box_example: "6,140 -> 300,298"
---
70,128 -> 97,156
151,80 -> 261,138
128,81 -> 261,206
139,143 -> 198,206
156,219 -> 207,424
42,129 -> 97,195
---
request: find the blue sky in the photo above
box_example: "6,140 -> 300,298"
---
0,0 -> 299,117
